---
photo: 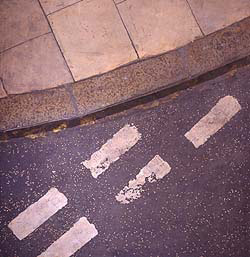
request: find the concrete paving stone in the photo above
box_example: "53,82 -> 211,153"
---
0,0 -> 50,52
48,0 -> 137,81
117,0 -> 202,58
0,33 -> 73,95
188,0 -> 250,35
0,87 -> 76,131
39,0 -> 81,15
0,79 -> 7,98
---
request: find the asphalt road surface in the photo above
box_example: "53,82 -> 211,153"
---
1,64 -> 250,257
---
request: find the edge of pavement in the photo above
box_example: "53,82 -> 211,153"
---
1,16 -> 250,140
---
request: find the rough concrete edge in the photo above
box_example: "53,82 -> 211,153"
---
1,16 -> 250,139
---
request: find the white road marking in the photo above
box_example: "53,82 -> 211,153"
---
38,217 -> 98,257
116,155 -> 171,204
185,96 -> 241,148
8,188 -> 67,240
82,124 -> 141,178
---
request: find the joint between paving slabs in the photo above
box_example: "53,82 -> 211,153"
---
115,0 -> 127,5
37,0 -> 76,82
64,84 -> 80,115
113,0 -> 140,59
0,31 -> 52,55
45,0 -> 84,16
0,77 -> 8,96
185,0 -> 205,37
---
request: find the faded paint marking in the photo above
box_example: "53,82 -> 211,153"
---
116,155 -> 171,204
38,217 -> 98,257
8,188 -> 67,240
82,124 -> 141,178
185,96 -> 241,148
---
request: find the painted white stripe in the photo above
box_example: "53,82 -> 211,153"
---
8,188 -> 67,240
38,217 -> 98,257
82,124 -> 141,178
116,155 -> 171,204
185,96 -> 241,148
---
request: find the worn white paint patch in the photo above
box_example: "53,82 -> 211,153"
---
185,96 -> 241,148
38,217 -> 98,257
8,188 -> 67,240
116,155 -> 171,204
82,124 -> 141,178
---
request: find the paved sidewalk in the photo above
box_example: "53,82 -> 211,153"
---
1,0 -> 250,97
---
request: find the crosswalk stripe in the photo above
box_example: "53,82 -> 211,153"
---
38,217 -> 98,257
82,124 -> 141,178
8,188 -> 67,240
116,155 -> 171,204
185,96 -> 241,148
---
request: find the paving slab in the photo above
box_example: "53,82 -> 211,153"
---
48,0 -> 137,81
188,0 -> 250,35
0,0 -> 50,52
0,33 -> 73,95
39,0 -> 81,15
117,0 -> 202,57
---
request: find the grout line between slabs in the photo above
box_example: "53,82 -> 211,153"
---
0,32 -> 51,54
64,84 -> 79,115
116,0 -> 127,5
46,0 -> 83,16
113,0 -> 140,59
186,0 -> 205,36
37,0 -> 76,82
0,77 -> 8,96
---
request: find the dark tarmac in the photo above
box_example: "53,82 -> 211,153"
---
0,64 -> 250,257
